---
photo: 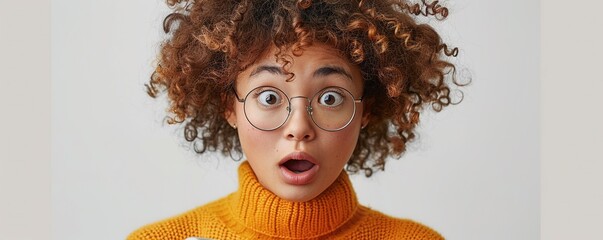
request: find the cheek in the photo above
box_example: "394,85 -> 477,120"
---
235,108 -> 265,147
323,129 -> 360,158
238,124 -> 280,155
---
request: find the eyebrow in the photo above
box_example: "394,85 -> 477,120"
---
249,65 -> 283,77
313,66 -> 353,81
249,65 -> 353,81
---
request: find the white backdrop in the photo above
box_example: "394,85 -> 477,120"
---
52,0 -> 539,239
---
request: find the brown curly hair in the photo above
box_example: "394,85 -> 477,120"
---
147,0 -> 465,177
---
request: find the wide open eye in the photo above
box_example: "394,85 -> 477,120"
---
318,90 -> 344,107
256,89 -> 283,108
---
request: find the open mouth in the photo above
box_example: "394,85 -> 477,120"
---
279,152 -> 319,185
282,159 -> 315,174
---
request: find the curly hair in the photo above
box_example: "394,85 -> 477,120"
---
147,0 -> 465,177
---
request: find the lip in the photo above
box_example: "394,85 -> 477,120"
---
279,152 -> 319,185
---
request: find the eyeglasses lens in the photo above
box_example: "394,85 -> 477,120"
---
242,86 -> 356,131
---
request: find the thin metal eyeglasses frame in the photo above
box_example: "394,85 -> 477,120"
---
232,86 -> 363,132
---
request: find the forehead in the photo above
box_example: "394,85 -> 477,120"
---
236,44 -> 364,91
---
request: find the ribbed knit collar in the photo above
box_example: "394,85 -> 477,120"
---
226,161 -> 360,239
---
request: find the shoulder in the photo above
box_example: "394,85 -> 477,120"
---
126,200 -> 224,240
358,206 -> 444,240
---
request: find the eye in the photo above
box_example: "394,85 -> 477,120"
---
256,90 -> 282,107
318,90 -> 344,107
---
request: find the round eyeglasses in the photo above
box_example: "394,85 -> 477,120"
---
233,86 -> 363,132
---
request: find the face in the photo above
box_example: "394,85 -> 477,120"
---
226,44 -> 369,202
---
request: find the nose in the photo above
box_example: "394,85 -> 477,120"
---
283,97 -> 316,141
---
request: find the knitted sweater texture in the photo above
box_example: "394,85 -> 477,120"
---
128,162 -> 443,240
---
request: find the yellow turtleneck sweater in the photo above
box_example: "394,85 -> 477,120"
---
127,161 -> 443,239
